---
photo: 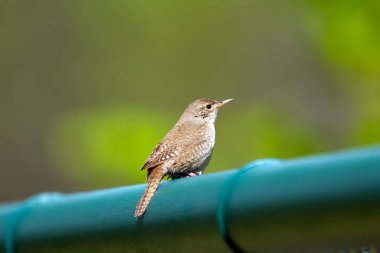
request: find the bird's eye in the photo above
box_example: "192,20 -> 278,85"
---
206,104 -> 212,109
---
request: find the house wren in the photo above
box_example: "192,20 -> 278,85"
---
134,98 -> 233,217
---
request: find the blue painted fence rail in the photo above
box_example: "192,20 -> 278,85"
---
1,145 -> 380,253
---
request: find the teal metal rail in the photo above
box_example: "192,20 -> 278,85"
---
1,145 -> 380,253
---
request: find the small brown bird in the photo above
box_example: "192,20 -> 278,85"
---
134,98 -> 233,217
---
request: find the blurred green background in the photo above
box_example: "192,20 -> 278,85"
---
0,1 -> 379,202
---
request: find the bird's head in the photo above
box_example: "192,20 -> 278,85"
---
180,98 -> 233,124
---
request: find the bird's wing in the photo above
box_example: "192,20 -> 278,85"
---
141,141 -> 177,170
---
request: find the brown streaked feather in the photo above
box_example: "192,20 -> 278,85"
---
141,143 -> 163,170
135,165 -> 165,217
142,122 -> 209,171
141,141 -> 178,171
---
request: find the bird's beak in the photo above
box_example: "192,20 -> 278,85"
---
216,99 -> 234,108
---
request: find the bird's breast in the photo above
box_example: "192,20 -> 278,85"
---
181,124 -> 215,169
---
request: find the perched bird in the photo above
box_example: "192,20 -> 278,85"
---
134,98 -> 233,217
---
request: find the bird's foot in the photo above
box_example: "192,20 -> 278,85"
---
186,171 -> 202,177
169,171 -> 202,179
187,172 -> 197,177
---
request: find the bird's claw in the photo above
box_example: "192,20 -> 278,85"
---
186,171 -> 202,177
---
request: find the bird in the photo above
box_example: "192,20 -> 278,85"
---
134,98 -> 233,217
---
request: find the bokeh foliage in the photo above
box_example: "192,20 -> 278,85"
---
0,0 -> 379,198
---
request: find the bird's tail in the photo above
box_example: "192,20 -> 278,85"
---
134,166 -> 165,217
